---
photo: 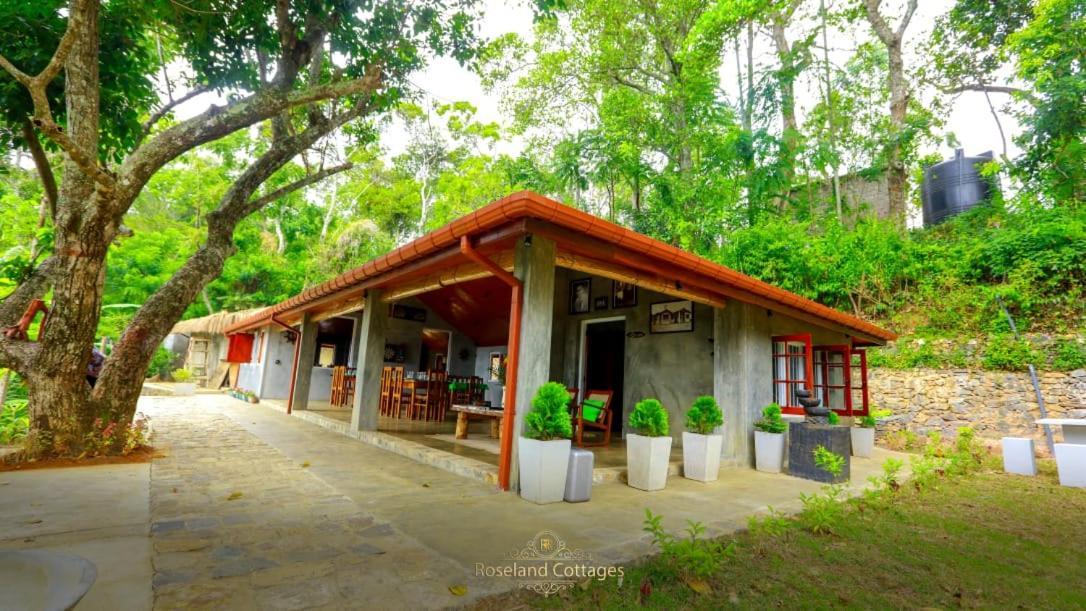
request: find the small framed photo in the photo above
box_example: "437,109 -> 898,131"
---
594,296 -> 609,311
650,300 -> 694,334
570,278 -> 592,314
612,281 -> 637,309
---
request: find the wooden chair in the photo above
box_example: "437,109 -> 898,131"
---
330,366 -> 347,406
381,367 -> 404,417
343,368 -> 356,408
565,387 -> 579,417
414,370 -> 449,421
574,390 -> 614,448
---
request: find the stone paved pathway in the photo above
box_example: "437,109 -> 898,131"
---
146,398 -> 501,609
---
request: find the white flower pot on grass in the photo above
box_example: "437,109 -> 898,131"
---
754,431 -> 784,473
682,431 -> 722,482
851,427 -> 875,458
626,433 -> 673,491
518,438 -> 571,504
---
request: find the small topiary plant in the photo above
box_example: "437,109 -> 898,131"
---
857,414 -> 877,428
629,398 -> 669,437
684,396 -> 723,435
172,368 -> 193,383
523,382 -> 573,440
754,403 -> 787,434
827,410 -> 840,425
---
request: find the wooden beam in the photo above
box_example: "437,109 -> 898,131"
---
556,251 -> 726,309
381,251 -> 515,303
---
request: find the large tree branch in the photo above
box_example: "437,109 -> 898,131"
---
93,100 -> 372,410
0,258 -> 58,330
0,0 -> 115,192
941,83 -> 1030,98
21,120 -> 59,218
118,65 -> 382,206
897,0 -> 918,39
136,85 -> 212,145
862,0 -> 895,46
245,162 -> 352,213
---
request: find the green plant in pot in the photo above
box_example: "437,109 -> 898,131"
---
754,403 -> 787,473
851,410 -> 881,458
627,398 -> 673,491
171,368 -> 196,395
682,396 -> 724,482
518,382 -> 573,504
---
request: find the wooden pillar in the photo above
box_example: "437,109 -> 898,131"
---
351,289 -> 389,432
291,312 -> 319,411
510,234 -> 556,491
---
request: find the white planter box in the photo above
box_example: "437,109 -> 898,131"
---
173,383 -> 196,396
682,432 -> 722,482
626,434 -> 673,491
754,430 -> 784,473
1053,443 -> 1086,488
1002,437 -> 1036,476
518,438 -> 571,504
851,427 -> 875,458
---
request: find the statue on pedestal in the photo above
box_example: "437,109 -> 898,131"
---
796,387 -> 828,424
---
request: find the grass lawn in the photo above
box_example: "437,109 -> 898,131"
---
477,460 -> 1086,609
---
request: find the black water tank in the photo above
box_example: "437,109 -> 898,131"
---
921,149 -> 997,226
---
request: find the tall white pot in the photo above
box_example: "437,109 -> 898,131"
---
754,430 -> 784,473
518,438 -> 571,504
851,427 -> 875,458
682,432 -> 723,482
627,433 -> 673,491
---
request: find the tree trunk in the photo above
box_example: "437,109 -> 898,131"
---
885,39 -> 909,224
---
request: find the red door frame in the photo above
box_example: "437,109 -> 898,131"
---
850,347 -> 870,417
771,334 -> 813,415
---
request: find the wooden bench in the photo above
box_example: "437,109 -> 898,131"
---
450,404 -> 504,440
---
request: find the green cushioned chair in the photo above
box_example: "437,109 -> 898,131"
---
574,390 -> 614,447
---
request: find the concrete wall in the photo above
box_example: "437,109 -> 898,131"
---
382,297 -> 477,377
552,268 -> 715,440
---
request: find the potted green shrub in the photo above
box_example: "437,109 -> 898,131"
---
171,368 -> 196,396
754,403 -> 787,473
682,396 -> 724,482
519,382 -> 573,504
627,398 -> 672,491
851,413 -> 877,458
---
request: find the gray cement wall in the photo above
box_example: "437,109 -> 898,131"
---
552,268 -> 715,440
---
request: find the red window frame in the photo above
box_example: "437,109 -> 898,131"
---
814,344 -> 852,416
849,347 -> 870,417
772,334 -> 813,415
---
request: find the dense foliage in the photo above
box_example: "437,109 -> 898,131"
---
685,396 -> 724,435
524,381 -> 573,440
629,398 -> 670,437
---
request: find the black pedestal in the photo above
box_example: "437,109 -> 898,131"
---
788,422 -> 851,484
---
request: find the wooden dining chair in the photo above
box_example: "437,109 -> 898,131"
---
330,366 -> 346,406
574,390 -> 614,448
414,370 -> 449,421
343,368 -> 356,408
382,367 -> 405,418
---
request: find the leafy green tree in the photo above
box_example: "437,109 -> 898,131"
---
0,0 -> 480,455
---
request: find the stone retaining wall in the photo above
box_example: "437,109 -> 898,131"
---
868,367 -> 1086,446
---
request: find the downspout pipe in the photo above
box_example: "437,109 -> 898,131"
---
460,235 -> 522,491
271,315 -> 301,415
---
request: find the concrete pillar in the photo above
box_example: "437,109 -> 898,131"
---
291,313 -> 319,411
351,289 -> 389,432
714,301 -> 773,467
511,234 -> 556,491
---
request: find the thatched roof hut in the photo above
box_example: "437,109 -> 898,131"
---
171,308 -> 267,337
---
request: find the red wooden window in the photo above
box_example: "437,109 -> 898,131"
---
772,334 -> 813,415
814,344 -> 852,415
850,348 -> 870,417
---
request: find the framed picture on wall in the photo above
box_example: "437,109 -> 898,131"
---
594,296 -> 609,311
612,281 -> 637,308
649,300 -> 695,334
390,303 -> 427,322
570,278 -> 592,314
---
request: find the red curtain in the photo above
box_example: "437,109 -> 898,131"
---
226,333 -> 255,363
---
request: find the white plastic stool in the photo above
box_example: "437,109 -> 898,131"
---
1001,437 -> 1036,476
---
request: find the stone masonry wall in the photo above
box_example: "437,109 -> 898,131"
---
869,367 -> 1086,446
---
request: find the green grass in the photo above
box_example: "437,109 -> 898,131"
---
477,463 -> 1086,609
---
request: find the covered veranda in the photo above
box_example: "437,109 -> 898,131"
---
225,191 -> 894,491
